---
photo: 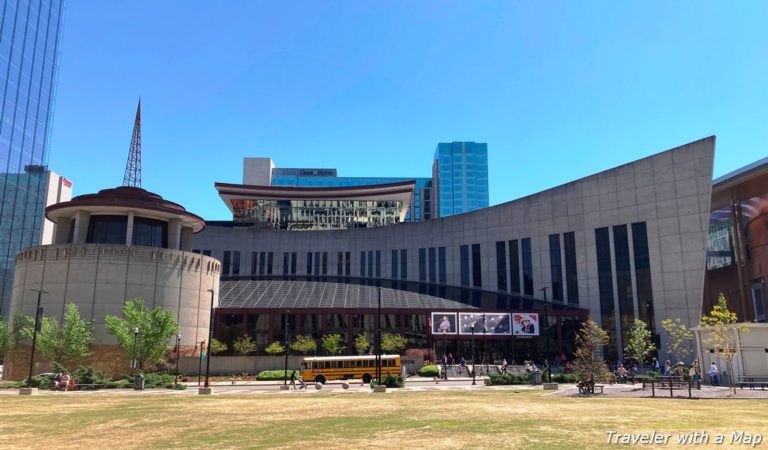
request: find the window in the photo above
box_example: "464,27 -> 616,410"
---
438,247 -> 446,283
283,252 -> 289,274
391,250 -> 398,279
613,225 -> 633,348
315,252 -> 321,275
375,251 -> 381,277
496,241 -> 507,291
345,251 -> 351,276
338,252 -> 344,275
400,249 -> 407,279
232,251 -> 241,275
322,252 -> 328,275
549,234 -> 562,301
202,250 -> 211,256
428,247 -> 436,283
751,280 -> 766,322
223,251 -> 231,276
460,245 -> 470,286
368,251 -> 373,277
259,252 -> 266,275
595,227 -> 617,352
251,252 -> 258,275
307,252 -> 313,274
419,248 -> 427,281
631,222 -> 654,327
132,217 -> 168,248
360,251 -> 366,277
86,215 -> 126,244
472,244 -> 482,287
564,232 -> 579,304
522,238 -> 533,295
291,252 -> 297,274
509,240 -> 520,293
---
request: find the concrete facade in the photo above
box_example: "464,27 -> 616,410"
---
193,137 -> 716,360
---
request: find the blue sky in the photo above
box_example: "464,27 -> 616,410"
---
49,1 -> 768,220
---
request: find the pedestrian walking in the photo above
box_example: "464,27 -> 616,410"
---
709,362 -> 720,386
290,370 -> 297,389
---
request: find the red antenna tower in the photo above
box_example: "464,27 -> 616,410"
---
123,99 -> 142,187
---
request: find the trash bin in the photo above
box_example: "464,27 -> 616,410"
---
134,374 -> 145,391
531,371 -> 542,385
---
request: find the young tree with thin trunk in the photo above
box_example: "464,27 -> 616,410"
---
661,318 -> 693,363
573,320 -> 611,393
321,333 -> 345,355
290,334 -> 317,355
22,303 -> 94,373
264,341 -> 284,355
381,333 -> 408,354
354,333 -> 369,355
233,335 -> 257,355
210,338 -> 228,355
105,297 -> 179,371
700,293 -> 750,394
624,319 -> 655,369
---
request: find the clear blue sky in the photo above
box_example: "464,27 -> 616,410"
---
49,1 -> 768,220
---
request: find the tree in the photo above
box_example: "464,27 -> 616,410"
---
623,319 -> 655,368
700,293 -> 750,394
290,335 -> 317,355
210,338 -> 228,355
264,341 -> 285,355
381,333 -> 408,354
354,333 -> 369,355
105,297 -> 179,370
573,320 -> 611,392
21,303 -> 94,372
321,333 -> 345,355
232,335 -> 257,355
0,319 -> 7,361
661,318 -> 694,362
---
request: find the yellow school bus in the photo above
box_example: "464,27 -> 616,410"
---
301,355 -> 401,384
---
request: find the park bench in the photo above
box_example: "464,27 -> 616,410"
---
577,381 -> 604,394
738,376 -> 768,390
644,377 -> 699,398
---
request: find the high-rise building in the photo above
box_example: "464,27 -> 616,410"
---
432,142 -> 489,218
0,0 -> 65,316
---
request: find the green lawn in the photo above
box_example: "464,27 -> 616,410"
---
1,391 -> 766,449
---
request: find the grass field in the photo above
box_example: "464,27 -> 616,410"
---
2,390 -> 766,449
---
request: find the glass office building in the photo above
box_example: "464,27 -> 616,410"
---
0,0 -> 65,315
432,142 -> 489,218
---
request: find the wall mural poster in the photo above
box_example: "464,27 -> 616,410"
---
512,313 -> 540,336
458,312 -> 511,335
431,312 -> 458,335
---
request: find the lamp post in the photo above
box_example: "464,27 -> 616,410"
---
283,309 -> 290,388
27,288 -> 47,386
540,286 -> 551,383
470,320 -> 476,386
204,288 -> 215,389
376,287 -> 382,384
132,327 -> 139,377
175,334 -> 181,387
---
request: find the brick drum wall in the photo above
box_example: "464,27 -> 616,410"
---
4,345 -> 130,381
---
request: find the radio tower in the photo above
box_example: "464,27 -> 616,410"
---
122,99 -> 142,188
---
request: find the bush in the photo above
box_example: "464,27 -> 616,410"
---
371,372 -> 404,388
417,365 -> 439,377
142,372 -> 177,388
0,381 -> 24,389
26,373 -> 56,389
256,370 -> 290,381
551,373 -> 577,383
73,366 -> 111,385
485,373 -> 531,386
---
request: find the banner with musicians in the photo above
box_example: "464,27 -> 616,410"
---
430,312 -> 458,335
458,312 -> 511,335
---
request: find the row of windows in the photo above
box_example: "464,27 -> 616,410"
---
252,252 -> 274,275
418,247 -> 447,283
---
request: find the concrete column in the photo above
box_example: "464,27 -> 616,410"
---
125,211 -> 135,245
72,210 -> 91,244
168,219 -> 182,250
54,218 -> 72,244
180,227 -> 193,251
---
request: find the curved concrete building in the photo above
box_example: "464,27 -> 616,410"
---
194,137 -> 715,362
5,186 -> 220,379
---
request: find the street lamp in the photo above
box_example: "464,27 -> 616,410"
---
283,309 -> 291,388
27,288 -> 47,386
540,286 -> 552,383
376,287 -> 382,384
204,288 -> 215,389
132,327 -> 139,377
175,334 -> 181,387
470,320 -> 476,386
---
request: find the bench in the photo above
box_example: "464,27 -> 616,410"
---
738,376 -> 768,390
644,378 -> 699,398
577,382 -> 604,394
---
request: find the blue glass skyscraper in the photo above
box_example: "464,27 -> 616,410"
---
432,142 -> 489,218
0,0 -> 65,316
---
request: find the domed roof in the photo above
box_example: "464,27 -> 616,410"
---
46,186 -> 206,233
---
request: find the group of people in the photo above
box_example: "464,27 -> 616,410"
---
649,358 -> 719,385
53,372 -> 72,391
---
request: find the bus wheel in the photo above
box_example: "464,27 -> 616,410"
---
314,375 -> 326,384
362,374 -> 372,384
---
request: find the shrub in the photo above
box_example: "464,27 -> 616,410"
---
142,372 -> 177,388
73,365 -> 111,385
417,365 -> 439,377
371,372 -> 404,388
256,370 -> 290,381
551,373 -> 577,383
485,373 -> 531,386
26,373 -> 56,389
0,381 -> 24,389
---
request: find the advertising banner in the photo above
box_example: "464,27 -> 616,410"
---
430,312 -> 458,335
458,312 -> 512,335
512,313 -> 540,336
